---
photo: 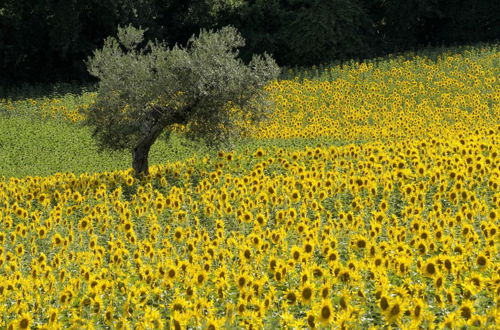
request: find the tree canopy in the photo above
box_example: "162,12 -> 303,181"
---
84,25 -> 280,176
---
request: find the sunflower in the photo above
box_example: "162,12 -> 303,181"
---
239,210 -> 253,223
290,245 -> 301,261
326,250 -> 338,263
350,235 -> 368,250
195,270 -> 207,286
379,199 -> 389,212
47,307 -> 59,324
154,198 -> 166,212
382,297 -> 406,325
169,295 -> 189,314
319,283 -> 330,299
337,290 -> 350,311
316,299 -> 334,326
284,289 -> 298,305
17,313 -> 32,329
77,217 -> 91,231
379,295 -> 390,313
125,176 -> 134,186
459,300 -> 474,320
270,263 -> 284,280
442,257 -> 453,273
441,310 -> 458,328
239,247 -> 253,261
422,260 -> 439,278
104,306 -> 114,325
290,189 -> 301,203
15,243 -> 24,256
235,298 -> 248,315
476,253 -> 488,267
306,311 -> 316,329
280,310 -> 295,327
254,213 -> 267,227
302,241 -> 314,255
144,306 -> 164,329
467,315 -> 487,328
254,148 -> 265,157
92,296 -> 103,313
173,227 -> 184,241
236,273 -> 249,290
52,233 -> 64,247
268,257 -> 278,272
410,298 -> 425,323
434,275 -> 445,290
338,268 -> 353,283
440,290 -> 454,308
204,316 -> 225,330
299,283 -> 315,305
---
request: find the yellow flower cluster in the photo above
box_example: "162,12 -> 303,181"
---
254,49 -> 500,141
1,128 -> 498,328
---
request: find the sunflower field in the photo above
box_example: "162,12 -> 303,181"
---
0,46 -> 499,329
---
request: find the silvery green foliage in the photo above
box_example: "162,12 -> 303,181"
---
84,25 -> 280,153
116,24 -> 148,51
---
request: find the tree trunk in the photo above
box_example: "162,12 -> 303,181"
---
132,107 -> 187,178
132,140 -> 153,177
132,111 -> 167,178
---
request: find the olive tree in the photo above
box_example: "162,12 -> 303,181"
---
85,25 -> 279,177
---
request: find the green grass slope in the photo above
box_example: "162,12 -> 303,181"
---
0,115 -> 199,178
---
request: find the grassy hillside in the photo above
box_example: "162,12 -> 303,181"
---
0,115 -> 199,178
